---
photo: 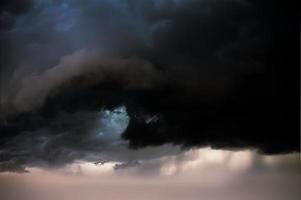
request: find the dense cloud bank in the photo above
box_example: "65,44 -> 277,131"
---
0,0 -> 299,171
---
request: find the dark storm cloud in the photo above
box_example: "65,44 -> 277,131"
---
0,0 -> 33,30
5,50 -> 162,114
0,0 -> 299,172
0,110 -> 113,171
0,103 -> 180,172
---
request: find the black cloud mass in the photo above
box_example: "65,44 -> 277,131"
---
0,0 -> 299,172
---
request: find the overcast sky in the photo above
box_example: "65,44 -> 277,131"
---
0,1 -> 299,199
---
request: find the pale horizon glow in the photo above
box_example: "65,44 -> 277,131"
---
1,148 -> 300,200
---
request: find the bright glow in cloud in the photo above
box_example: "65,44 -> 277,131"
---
96,105 -> 129,141
158,148 -> 254,176
21,148 -> 298,177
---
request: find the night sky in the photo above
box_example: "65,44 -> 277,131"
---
0,1 -> 300,200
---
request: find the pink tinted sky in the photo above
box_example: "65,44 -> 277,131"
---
0,148 -> 300,200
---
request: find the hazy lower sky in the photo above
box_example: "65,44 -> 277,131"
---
0,148 -> 300,200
